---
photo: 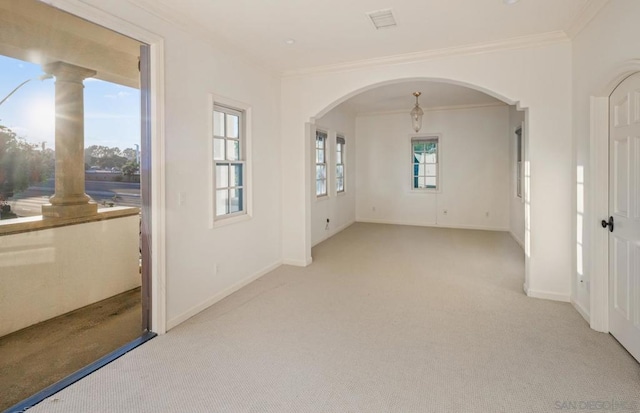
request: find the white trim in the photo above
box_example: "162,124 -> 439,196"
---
166,260 -> 282,330
283,31 -> 569,77
410,134 -> 442,194
526,288 -> 571,303
571,297 -> 591,323
509,231 -> 525,250
314,129 -> 329,198
356,102 -> 506,118
46,0 -> 168,334
209,94 -> 253,228
283,257 -> 313,267
312,220 -> 355,247
589,96 -> 610,333
355,218 -> 509,232
565,0 -> 610,38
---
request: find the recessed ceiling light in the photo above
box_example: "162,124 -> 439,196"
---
504,0 -> 521,4
285,39 -> 296,45
366,9 -> 397,30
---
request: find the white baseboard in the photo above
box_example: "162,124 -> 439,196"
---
526,288 -> 571,302
282,257 -> 312,267
312,220 -> 355,247
509,231 -> 525,250
355,218 -> 508,232
571,297 -> 590,323
166,260 -> 282,330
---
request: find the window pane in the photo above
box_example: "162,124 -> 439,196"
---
216,164 -> 229,188
213,111 -> 224,137
317,148 -> 324,163
413,142 -> 424,152
216,190 -> 229,216
213,138 -> 225,160
336,164 -> 344,179
316,136 -> 325,149
417,176 -> 426,188
230,163 -> 243,187
227,139 -> 240,160
337,178 -> 344,192
226,114 -> 239,138
425,153 -> 437,163
229,188 -> 243,213
336,150 -> 342,165
316,179 -> 326,196
424,164 -> 437,176
316,165 -> 326,180
425,177 -> 437,188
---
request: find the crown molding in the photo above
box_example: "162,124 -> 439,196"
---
565,0 -> 610,38
354,102 -> 507,118
283,31 -> 569,78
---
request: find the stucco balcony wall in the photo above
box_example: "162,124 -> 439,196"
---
0,207 -> 140,337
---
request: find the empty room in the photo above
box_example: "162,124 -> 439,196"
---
1,0 -> 639,412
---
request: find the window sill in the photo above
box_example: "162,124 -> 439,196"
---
337,191 -> 346,197
408,188 -> 441,194
315,195 -> 329,202
212,212 -> 251,229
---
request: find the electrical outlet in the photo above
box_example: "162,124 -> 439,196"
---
326,218 -> 330,223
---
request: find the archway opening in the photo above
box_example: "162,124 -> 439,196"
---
307,78 -> 529,292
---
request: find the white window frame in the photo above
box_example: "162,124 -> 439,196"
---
210,95 -> 252,228
315,130 -> 328,198
336,135 -> 346,194
515,126 -> 523,199
410,134 -> 441,193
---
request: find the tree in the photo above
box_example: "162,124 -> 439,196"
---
84,145 -> 127,170
122,159 -> 139,176
0,125 -> 54,198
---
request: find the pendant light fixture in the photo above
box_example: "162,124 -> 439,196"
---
410,92 -> 423,133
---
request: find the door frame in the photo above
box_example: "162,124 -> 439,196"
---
44,0 -> 168,333
589,60 -> 640,333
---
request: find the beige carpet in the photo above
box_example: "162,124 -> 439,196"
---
28,224 -> 640,413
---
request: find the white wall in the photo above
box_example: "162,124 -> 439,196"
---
282,40 -> 573,301
66,0 -> 283,330
0,214 -> 139,337
355,105 -> 510,230
311,106 -> 356,246
572,0 -> 640,321
508,106 -> 526,248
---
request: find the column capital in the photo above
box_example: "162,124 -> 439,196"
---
43,61 -> 97,83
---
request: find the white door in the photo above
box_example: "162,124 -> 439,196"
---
608,72 -> 640,362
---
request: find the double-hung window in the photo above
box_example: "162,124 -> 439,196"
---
213,104 -> 245,218
336,135 -> 345,193
316,131 -> 328,197
412,136 -> 439,190
515,126 -> 523,198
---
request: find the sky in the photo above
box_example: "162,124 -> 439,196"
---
0,54 -> 140,151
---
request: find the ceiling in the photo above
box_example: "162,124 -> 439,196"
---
0,0 -> 141,87
339,81 -> 505,114
133,0 -> 602,73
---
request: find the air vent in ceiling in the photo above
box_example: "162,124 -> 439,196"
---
366,9 -> 397,30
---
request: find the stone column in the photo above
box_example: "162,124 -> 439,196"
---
42,62 -> 97,219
